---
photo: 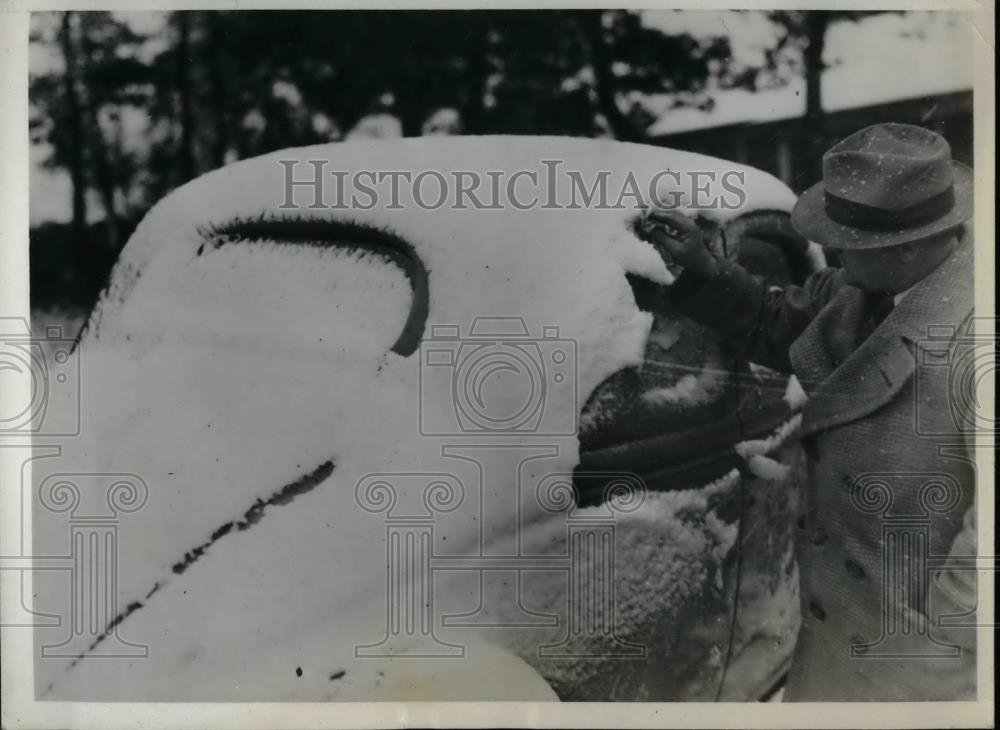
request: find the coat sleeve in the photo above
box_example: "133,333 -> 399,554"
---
664,260 -> 844,373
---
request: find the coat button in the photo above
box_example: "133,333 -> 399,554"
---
808,600 -> 827,621
850,634 -> 867,655
845,559 -> 866,579
809,527 -> 829,546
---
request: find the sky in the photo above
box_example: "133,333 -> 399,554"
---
28,10 -> 975,226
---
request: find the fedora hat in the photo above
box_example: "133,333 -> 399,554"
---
791,123 -> 972,249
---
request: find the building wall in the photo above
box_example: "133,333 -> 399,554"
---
653,91 -> 973,194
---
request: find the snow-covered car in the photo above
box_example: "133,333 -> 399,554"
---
33,137 -> 821,701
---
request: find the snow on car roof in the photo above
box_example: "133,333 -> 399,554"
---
39,137 -> 798,700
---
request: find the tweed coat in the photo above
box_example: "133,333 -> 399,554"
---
669,230 -> 978,700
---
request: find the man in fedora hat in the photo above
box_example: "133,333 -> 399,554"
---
645,123 -> 978,700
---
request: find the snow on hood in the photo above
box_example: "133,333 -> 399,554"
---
34,136 -> 797,700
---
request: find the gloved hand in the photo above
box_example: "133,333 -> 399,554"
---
641,209 -> 719,278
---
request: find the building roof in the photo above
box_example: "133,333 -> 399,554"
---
645,11 -> 974,137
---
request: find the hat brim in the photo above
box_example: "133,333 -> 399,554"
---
791,161 -> 973,250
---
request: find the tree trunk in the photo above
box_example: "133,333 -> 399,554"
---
58,13 -> 88,247
84,119 -> 120,253
459,23 -> 491,135
575,12 -> 644,143
207,12 -> 230,166
78,17 -> 119,252
175,12 -> 197,181
802,11 -> 829,185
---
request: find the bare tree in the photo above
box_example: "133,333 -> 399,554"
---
769,10 -> 899,183
56,13 -> 88,246
173,12 -> 197,182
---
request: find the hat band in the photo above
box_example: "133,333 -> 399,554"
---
824,186 -> 956,231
